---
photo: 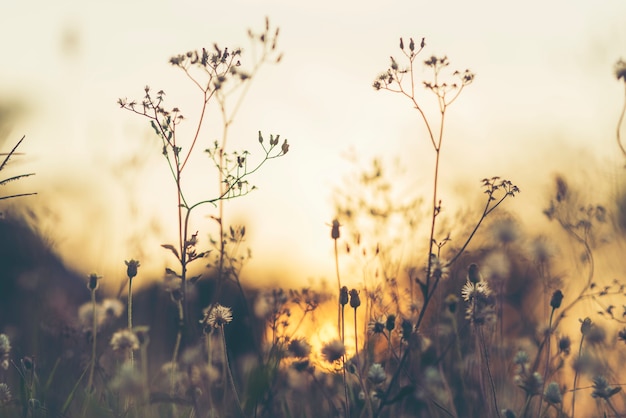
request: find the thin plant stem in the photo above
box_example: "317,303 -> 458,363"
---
537,307 -> 556,417
220,325 -> 245,417
87,287 -> 97,391
571,334 -> 586,418
127,277 -> 134,366
478,326 -> 500,418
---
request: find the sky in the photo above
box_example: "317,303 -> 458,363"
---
1,0 -> 626,291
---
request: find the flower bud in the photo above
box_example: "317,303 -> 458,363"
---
550,290 -> 563,309
125,259 -> 140,280
349,289 -> 361,309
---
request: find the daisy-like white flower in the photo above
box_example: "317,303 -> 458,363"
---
461,279 -> 491,302
321,339 -> 345,363
110,329 -> 140,354
367,317 -> 386,335
200,304 -> 233,330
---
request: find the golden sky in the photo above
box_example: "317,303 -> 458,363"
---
1,0 -> 626,289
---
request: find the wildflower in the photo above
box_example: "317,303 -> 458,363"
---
109,361 -> 144,396
467,263 -> 482,284
586,325 -> 606,345
288,338 -> 312,358
200,304 -> 233,331
110,329 -> 140,354
385,314 -> 396,331
368,318 -> 386,335
331,219 -> 341,239
321,339 -> 345,363
461,279 -> 491,302
0,383 -> 10,405
513,350 -> 529,366
550,290 -> 563,309
516,371 -> 543,396
349,289 -> 361,309
431,256 -> 449,280
87,273 -> 101,291
558,335 -> 571,355
339,286 -> 349,306
618,328 -> 626,343
591,375 -> 621,400
543,382 -> 562,404
102,298 -> 125,321
0,334 -> 11,370
367,363 -> 386,384
615,59 -> 626,82
125,259 -> 140,279
579,317 -> 593,336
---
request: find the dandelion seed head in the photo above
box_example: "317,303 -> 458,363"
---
102,298 -> 125,320
110,329 -> 140,353
201,304 -> 233,330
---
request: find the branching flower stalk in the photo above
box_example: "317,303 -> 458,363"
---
118,19 -> 287,366
372,37 -> 518,417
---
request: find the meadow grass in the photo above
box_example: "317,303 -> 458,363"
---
1,22 -> 626,418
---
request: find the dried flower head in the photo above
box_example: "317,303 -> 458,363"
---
591,375 -> 621,400
331,219 -> 340,240
550,290 -> 563,309
558,335 -> 571,355
321,339 -> 345,363
87,273 -> 101,291
368,318 -> 385,335
200,304 -> 233,330
385,314 -> 396,331
543,382 -> 562,405
349,289 -> 361,309
467,263 -> 482,284
367,363 -> 387,385
288,338 -> 312,358
125,259 -> 140,280
110,329 -> 140,354
109,361 -> 144,396
339,286 -> 349,306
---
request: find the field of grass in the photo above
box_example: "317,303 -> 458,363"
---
1,19 -> 626,418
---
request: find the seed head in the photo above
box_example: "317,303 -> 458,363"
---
0,383 -> 11,405
288,338 -> 311,358
331,219 -> 341,240
615,59 -> 626,82
339,286 -> 349,306
200,304 -> 233,330
0,334 -> 11,370
367,363 -> 386,385
87,273 -> 101,291
543,382 -> 562,404
349,289 -> 361,309
321,339 -> 345,363
550,290 -> 563,309
368,318 -> 385,334
110,329 -> 140,354
125,259 -> 140,280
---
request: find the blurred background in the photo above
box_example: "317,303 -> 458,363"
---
1,0 -> 625,291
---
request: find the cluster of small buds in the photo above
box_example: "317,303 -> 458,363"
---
591,375 -> 622,400
513,351 -> 543,396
